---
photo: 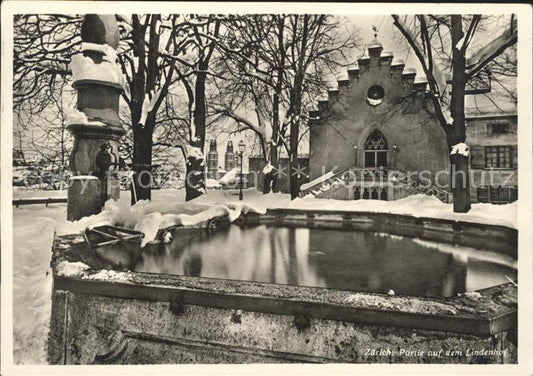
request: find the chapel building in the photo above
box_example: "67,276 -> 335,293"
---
246,37 -> 517,204
303,36 -> 450,202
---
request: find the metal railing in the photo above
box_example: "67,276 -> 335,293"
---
13,197 -> 67,207
300,167 -> 451,203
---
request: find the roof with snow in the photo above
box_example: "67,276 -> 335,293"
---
465,92 -> 516,117
314,35 -> 516,124
465,112 -> 517,120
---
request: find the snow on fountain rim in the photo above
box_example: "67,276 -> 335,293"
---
56,260 -> 90,278
287,194 -> 517,229
19,186 -> 516,232
42,186 -> 517,238
55,195 -> 267,247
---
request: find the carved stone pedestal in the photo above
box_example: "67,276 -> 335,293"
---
66,14 -> 124,221
67,178 -> 102,221
67,122 -> 123,221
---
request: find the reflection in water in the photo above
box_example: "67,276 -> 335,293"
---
136,225 -> 516,298
94,240 -> 143,271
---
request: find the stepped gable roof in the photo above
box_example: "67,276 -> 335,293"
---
309,35 -> 433,116
368,37 -> 383,49
368,26 -> 383,49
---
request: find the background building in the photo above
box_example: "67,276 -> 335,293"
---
466,113 -> 517,203
205,140 -> 252,189
225,141 -> 236,171
206,139 -> 218,179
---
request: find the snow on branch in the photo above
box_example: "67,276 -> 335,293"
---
185,145 -> 204,161
466,17 -> 517,79
159,50 -> 194,67
218,107 -> 272,143
139,88 -> 163,126
450,143 -> 469,157
455,35 -> 466,51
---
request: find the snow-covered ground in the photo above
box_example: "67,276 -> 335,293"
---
11,188 -> 516,364
12,203 -> 66,364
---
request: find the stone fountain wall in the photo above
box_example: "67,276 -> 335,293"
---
47,213 -> 517,365
47,288 -> 516,364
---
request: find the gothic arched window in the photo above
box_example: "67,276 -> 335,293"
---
364,130 -> 388,168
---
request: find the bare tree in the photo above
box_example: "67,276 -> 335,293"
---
14,14 -> 229,202
392,14 -> 516,212
118,99 -> 186,189
117,14 -> 183,202
13,14 -> 80,112
212,14 -> 357,197
14,79 -> 74,171
157,14 -> 223,200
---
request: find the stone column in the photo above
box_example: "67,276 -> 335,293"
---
67,15 -> 125,221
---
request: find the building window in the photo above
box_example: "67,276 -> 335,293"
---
485,146 -> 512,168
487,123 -> 510,135
477,186 -> 517,203
361,187 -> 388,201
366,85 -> 384,106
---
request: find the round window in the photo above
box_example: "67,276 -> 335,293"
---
366,85 -> 385,106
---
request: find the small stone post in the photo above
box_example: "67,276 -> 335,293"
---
67,15 -> 125,221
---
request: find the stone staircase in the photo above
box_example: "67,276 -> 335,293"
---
394,169 -> 451,203
299,167 -> 451,203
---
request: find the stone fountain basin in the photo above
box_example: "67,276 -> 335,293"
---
48,209 -> 517,364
